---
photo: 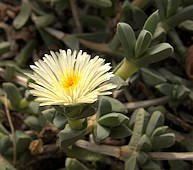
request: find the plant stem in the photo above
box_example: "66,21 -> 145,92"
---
76,140 -> 193,160
4,95 -> 16,165
124,96 -> 169,110
67,118 -> 84,130
115,58 -> 138,80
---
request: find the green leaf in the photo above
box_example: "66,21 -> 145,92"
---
166,0 -> 180,18
136,152 -> 148,166
80,15 -> 106,31
136,43 -> 173,67
155,83 -> 173,96
65,145 -> 104,162
20,101 -> 39,115
143,10 -> 159,35
0,123 -> 9,136
117,23 -> 136,59
34,14 -> 56,28
140,68 -> 167,86
158,68 -> 191,85
1,65 -> 15,82
111,124 -> 132,139
142,160 -> 161,170
98,96 -> 127,118
59,124 -> 86,148
42,108 -> 56,122
152,25 -> 167,42
132,7 -> 147,29
152,133 -> 175,149
63,36 -> 79,50
167,5 -> 193,28
108,75 -> 128,90
13,2 -> 31,29
155,0 -> 168,20
15,131 -> 32,154
135,30 -> 152,57
129,108 -> 150,129
125,154 -> 139,170
98,112 -> 130,128
53,0 -> 70,11
24,116 -> 43,130
84,0 -> 112,8
169,160 -> 192,170
146,111 -> 164,136
137,135 -> 152,152
38,28 -> 58,46
2,82 -> 22,110
151,126 -> 168,138
0,42 -> 10,54
65,158 -> 90,170
179,20 -> 193,33
129,108 -> 147,150
0,136 -> 12,154
122,1 -> 132,21
0,155 -> 17,170
16,39 -> 37,67
76,32 -> 109,43
53,112 -> 67,129
94,123 -> 110,142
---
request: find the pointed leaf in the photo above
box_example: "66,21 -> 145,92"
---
143,160 -> 161,170
15,131 -> 32,154
129,108 -> 147,150
132,7 -> 147,29
140,68 -> 167,86
24,116 -> 43,131
166,0 -> 180,18
98,96 -> 127,118
136,152 -> 148,166
117,23 -> 136,59
111,124 -> 132,139
0,42 -> 10,54
135,30 -> 152,57
136,43 -> 173,67
108,75 -> 128,90
143,10 -> 159,35
2,82 -> 22,109
146,111 -> 164,136
152,133 -> 175,149
151,126 -> 168,138
94,123 -> 110,142
63,36 -> 79,50
125,154 -> 139,170
167,5 -> 193,28
155,0 -> 168,20
98,112 -> 130,128
137,135 -> 152,152
0,123 -> 9,135
13,2 -> 31,29
155,83 -> 173,96
42,108 -> 56,122
65,145 -> 104,162
53,112 -> 67,129
34,14 -> 56,28
65,158 -> 90,170
59,124 -> 86,148
0,155 -> 17,170
84,0 -> 112,8
0,136 -> 12,154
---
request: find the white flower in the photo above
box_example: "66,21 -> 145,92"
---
26,49 -> 116,106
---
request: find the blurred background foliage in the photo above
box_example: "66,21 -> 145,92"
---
0,0 -> 193,170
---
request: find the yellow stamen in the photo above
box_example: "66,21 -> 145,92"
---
60,70 -> 80,91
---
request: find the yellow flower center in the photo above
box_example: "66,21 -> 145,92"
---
60,70 -> 80,91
